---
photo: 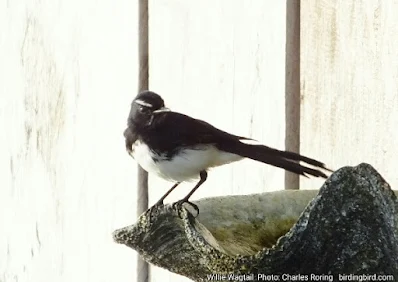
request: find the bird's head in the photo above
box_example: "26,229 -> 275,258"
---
127,90 -> 169,127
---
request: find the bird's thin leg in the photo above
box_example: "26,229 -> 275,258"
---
173,170 -> 207,216
155,182 -> 181,206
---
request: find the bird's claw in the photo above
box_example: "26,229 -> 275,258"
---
172,199 -> 199,218
153,199 -> 164,207
145,200 -> 165,218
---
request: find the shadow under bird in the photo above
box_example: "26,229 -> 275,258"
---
124,91 -> 332,215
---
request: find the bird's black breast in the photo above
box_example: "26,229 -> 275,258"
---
123,127 -> 138,153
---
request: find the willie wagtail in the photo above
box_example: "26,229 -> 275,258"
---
124,91 -> 331,214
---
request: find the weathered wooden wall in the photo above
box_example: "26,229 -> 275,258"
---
0,0 -> 139,281
148,0 -> 291,281
300,0 -> 398,190
1,0 -> 397,282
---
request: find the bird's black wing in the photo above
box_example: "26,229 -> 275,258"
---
145,111 -> 332,178
143,111 -> 246,154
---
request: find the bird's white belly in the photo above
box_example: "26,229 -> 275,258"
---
130,141 -> 243,182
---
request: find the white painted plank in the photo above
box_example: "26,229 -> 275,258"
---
0,0 -> 139,281
300,0 -> 398,190
148,1 -> 288,281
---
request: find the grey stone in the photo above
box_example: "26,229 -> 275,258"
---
113,163 -> 398,281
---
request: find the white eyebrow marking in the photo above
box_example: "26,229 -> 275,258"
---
153,107 -> 171,113
135,99 -> 153,108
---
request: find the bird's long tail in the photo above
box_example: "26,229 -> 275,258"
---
219,140 -> 332,178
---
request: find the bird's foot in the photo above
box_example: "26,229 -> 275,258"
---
153,199 -> 164,207
172,199 -> 199,218
145,200 -> 165,218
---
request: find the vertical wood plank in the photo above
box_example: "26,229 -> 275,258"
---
0,0 -> 139,281
137,0 -> 149,281
300,0 -> 398,190
285,0 -> 301,190
148,0 -> 288,281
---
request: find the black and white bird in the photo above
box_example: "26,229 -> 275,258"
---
124,90 -> 331,214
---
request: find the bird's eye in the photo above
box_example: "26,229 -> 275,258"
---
138,106 -> 150,113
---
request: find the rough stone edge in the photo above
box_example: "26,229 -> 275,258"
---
113,163 -> 398,281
